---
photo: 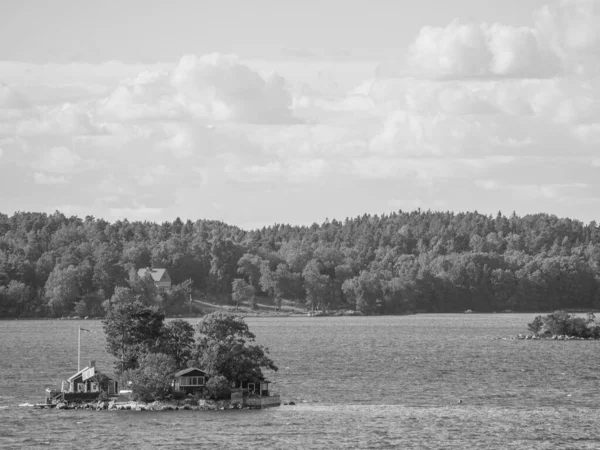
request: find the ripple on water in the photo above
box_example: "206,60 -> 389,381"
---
1,315 -> 599,449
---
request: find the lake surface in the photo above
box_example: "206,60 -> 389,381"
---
1,314 -> 599,449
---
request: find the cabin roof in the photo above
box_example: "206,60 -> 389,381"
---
67,367 -> 89,382
67,366 -> 117,382
173,367 -> 206,377
137,267 -> 168,282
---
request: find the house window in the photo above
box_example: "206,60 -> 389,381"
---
77,383 -> 85,392
248,383 -> 255,393
90,382 -> 99,392
180,376 -> 205,386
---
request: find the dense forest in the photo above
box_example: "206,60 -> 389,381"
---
0,210 -> 599,318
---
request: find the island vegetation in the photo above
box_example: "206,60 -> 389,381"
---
526,310 -> 600,339
102,300 -> 277,402
0,209 -> 599,317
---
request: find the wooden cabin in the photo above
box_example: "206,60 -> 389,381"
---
173,367 -> 207,395
234,378 -> 272,397
65,361 -> 119,395
46,361 -> 119,404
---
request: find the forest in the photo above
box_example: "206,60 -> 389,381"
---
0,209 -> 599,318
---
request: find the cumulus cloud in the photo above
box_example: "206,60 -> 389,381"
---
99,53 -> 295,125
1,3 -> 599,227
407,19 -> 561,78
36,146 -> 82,173
172,53 -> 294,123
33,172 -> 67,185
535,0 -> 600,55
0,82 -> 30,109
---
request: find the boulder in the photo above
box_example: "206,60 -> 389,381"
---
56,402 -> 67,410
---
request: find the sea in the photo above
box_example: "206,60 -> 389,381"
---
0,314 -> 599,449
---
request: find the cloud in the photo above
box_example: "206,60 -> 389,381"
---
16,102 -> 107,136
136,165 -> 170,186
407,19 -> 561,79
33,172 -> 67,185
535,0 -> 600,55
99,53 -> 295,125
0,82 -> 30,109
171,53 -> 294,123
36,146 -> 81,173
406,1 -> 600,80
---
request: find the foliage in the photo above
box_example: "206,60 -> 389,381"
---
192,313 -> 278,384
129,353 -> 177,402
205,375 -> 231,400
159,319 -> 196,370
527,310 -> 600,338
231,278 -> 255,309
102,299 -> 165,373
1,210 -> 600,317
44,265 -> 80,317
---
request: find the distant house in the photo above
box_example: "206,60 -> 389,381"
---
138,267 -> 172,292
173,367 -> 207,395
62,361 -> 119,395
233,377 -> 271,397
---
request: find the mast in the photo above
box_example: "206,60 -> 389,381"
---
78,326 -> 81,371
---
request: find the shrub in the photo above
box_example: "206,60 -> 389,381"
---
129,353 -> 177,402
205,375 -> 231,400
528,310 -> 600,338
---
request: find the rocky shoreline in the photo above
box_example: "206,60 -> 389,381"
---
515,334 -> 600,340
53,398 -> 250,411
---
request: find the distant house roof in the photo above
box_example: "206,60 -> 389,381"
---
137,267 -> 168,282
174,367 -> 206,378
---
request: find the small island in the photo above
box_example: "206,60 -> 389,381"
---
45,305 -> 281,411
516,310 -> 600,340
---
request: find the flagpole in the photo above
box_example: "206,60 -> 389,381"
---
78,326 -> 81,372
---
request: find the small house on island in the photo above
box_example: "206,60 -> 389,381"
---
65,361 -> 119,395
137,267 -> 172,292
234,378 -> 271,397
47,360 -> 119,403
173,367 -> 207,395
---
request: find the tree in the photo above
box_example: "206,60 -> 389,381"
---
44,265 -> 80,317
128,353 -> 177,402
159,319 -> 195,370
73,291 -> 105,317
237,253 -> 264,289
302,259 -> 330,310
102,299 -> 165,373
192,313 -> 278,385
231,278 -> 255,309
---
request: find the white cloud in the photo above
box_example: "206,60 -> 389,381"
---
33,172 -> 67,185
136,165 -> 170,186
36,146 -> 81,173
0,83 -> 30,109
171,53 -> 294,123
1,3 -> 599,227
407,19 -> 560,78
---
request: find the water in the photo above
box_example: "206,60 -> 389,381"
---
1,314 -> 599,449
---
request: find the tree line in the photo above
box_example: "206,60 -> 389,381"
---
0,209 -> 599,317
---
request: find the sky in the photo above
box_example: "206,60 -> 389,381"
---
0,0 -> 599,229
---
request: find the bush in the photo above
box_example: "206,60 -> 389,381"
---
205,375 -> 231,400
129,353 -> 177,402
528,310 -> 600,338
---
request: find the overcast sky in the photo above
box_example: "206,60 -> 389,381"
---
0,0 -> 599,228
